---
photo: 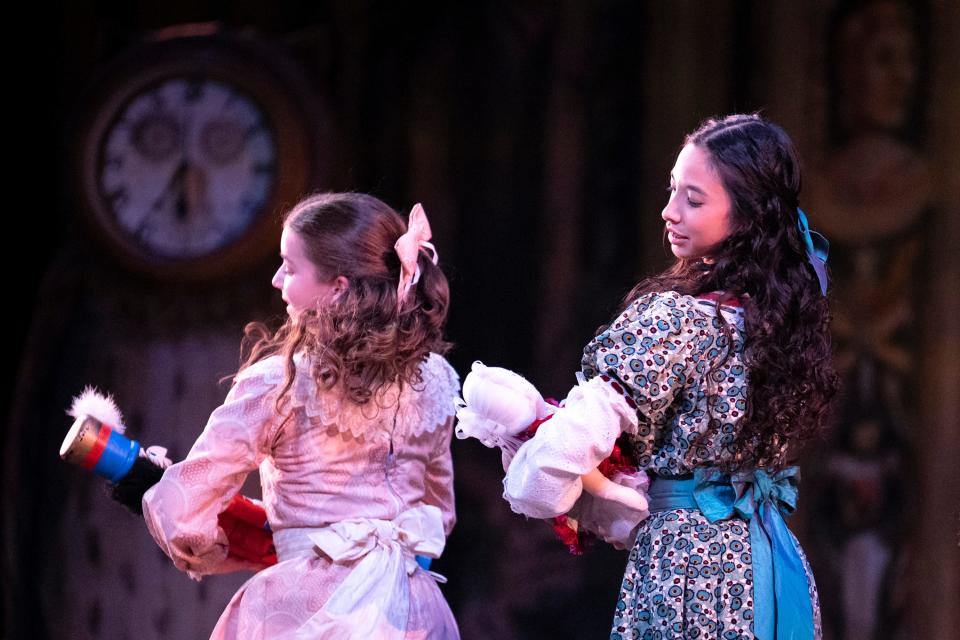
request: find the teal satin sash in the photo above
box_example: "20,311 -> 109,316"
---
648,467 -> 814,640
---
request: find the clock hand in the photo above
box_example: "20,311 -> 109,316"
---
175,178 -> 188,222
149,159 -> 187,214
175,86 -> 199,224
181,164 -> 209,223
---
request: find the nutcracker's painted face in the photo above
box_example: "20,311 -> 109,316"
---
271,226 -> 347,316
661,143 -> 732,260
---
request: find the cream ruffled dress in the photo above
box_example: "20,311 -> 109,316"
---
143,352 -> 461,640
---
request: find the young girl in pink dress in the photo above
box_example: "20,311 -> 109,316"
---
142,192 -> 460,639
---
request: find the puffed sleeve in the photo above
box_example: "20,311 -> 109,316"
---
504,292 -> 704,520
580,291 -> 707,467
142,356 -> 283,578
421,354 -> 459,536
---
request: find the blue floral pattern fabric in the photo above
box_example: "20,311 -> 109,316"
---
581,292 -> 821,639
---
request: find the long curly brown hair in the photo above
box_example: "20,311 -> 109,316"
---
239,192 -> 451,413
624,114 -> 838,469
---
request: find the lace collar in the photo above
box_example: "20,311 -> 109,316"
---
247,352 -> 460,443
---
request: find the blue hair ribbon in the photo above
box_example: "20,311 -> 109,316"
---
797,208 -> 829,296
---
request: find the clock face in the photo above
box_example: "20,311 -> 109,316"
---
74,32 -> 321,282
98,77 -> 278,259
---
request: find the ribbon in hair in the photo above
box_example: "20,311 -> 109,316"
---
394,203 -> 439,309
797,208 -> 829,296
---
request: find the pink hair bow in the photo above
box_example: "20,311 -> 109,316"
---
394,203 -> 438,310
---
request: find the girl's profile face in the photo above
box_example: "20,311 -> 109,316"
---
661,143 -> 732,260
271,227 -> 343,317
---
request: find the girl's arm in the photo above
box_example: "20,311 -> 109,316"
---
505,293 -> 701,520
421,354 -> 459,536
423,415 -> 456,536
142,357 -> 281,578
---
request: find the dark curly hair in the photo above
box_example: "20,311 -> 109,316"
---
239,192 -> 451,412
624,114 -> 838,469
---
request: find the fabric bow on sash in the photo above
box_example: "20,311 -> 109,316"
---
394,203 -> 438,310
291,505 -> 446,640
694,467 -> 813,640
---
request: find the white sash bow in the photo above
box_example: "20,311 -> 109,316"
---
276,505 -> 446,639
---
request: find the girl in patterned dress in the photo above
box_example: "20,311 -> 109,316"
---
495,114 -> 838,639
142,193 -> 461,639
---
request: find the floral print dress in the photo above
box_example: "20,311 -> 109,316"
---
506,291 -> 821,639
